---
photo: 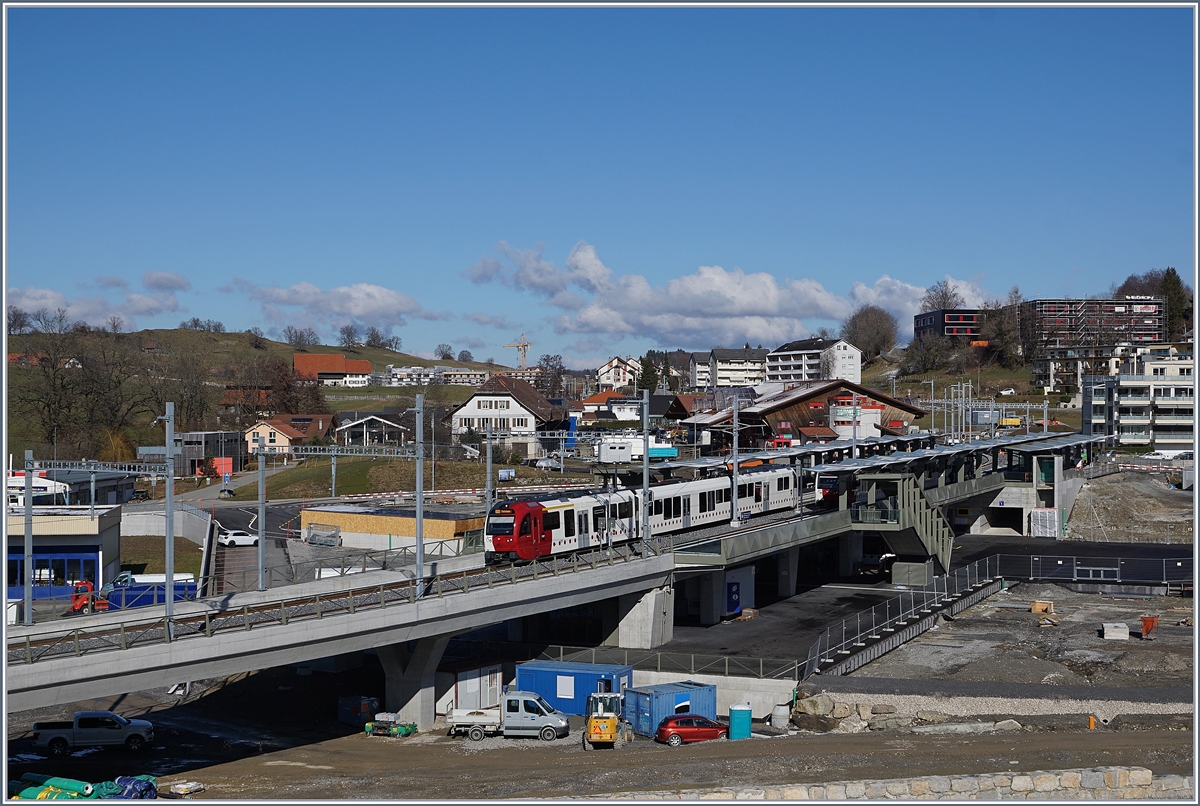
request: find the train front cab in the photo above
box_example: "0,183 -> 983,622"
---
484,500 -> 549,564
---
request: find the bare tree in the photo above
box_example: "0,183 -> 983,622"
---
980,286 -> 1025,368
7,305 -> 32,335
919,280 -> 965,313
840,305 -> 898,361
435,343 -> 454,360
456,349 -> 474,363
11,308 -> 82,448
106,315 -> 124,334
283,325 -> 319,350
535,354 -> 566,397
338,324 -> 360,350
246,327 -> 267,349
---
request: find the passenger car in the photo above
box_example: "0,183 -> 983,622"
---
217,530 -> 258,547
999,388 -> 1016,396
655,714 -> 727,746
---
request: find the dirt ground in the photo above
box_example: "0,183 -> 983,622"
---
1065,472 -> 1193,543
852,582 -> 1194,690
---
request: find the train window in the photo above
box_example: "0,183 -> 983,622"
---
754,484 -> 762,503
592,505 -> 606,530
653,499 -> 663,516
543,511 -> 561,532
564,510 -> 575,537
737,483 -> 748,499
617,502 -> 632,520
578,512 -> 589,533
518,515 -> 532,536
487,516 -> 514,535
777,477 -> 790,491
717,488 -> 727,504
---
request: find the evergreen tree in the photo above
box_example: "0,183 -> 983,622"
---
1160,267 -> 1192,341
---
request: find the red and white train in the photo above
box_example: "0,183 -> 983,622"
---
483,464 -> 800,564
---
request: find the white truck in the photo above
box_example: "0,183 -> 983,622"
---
446,690 -> 569,742
33,711 -> 155,756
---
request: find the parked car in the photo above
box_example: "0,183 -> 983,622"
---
217,530 -> 257,547
130,490 -> 150,502
218,488 -> 235,499
655,713 -> 728,746
33,711 -> 154,756
999,388 -> 1017,396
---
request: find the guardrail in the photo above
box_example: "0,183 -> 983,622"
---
6,537 -> 673,666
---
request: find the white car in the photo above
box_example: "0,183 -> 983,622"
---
999,388 -> 1017,396
217,530 -> 258,548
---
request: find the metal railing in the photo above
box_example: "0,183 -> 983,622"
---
6,536 -> 673,666
850,506 -> 900,524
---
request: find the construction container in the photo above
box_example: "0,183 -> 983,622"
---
337,695 -> 380,727
729,704 -> 752,740
625,680 -> 718,738
513,660 -> 634,717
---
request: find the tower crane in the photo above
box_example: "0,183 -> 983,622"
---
503,334 -> 532,370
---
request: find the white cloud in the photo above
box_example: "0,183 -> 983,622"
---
465,313 -> 514,329
6,285 -> 183,330
142,271 -> 191,291
241,281 -> 449,337
95,275 -> 129,289
464,241 -> 993,351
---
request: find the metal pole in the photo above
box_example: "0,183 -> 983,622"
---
1043,399 -> 1048,433
165,403 -> 176,625
416,393 -> 425,596
89,469 -> 96,520
257,438 -> 265,591
23,451 -> 33,626
642,389 -> 650,551
331,454 -> 337,498
485,422 -> 493,512
730,395 -> 740,527
851,393 -> 858,459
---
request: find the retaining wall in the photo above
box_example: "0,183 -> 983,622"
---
585,766 -> 1193,800
121,508 -> 212,545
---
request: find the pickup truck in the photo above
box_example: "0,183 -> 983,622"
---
33,711 -> 155,756
446,691 -> 569,742
69,572 -> 197,615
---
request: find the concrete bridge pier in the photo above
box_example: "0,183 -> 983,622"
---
605,585 -> 674,648
777,547 -> 799,598
378,636 -> 451,730
839,532 -> 863,577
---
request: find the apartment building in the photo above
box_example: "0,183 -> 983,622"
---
913,309 -> 984,341
688,352 -> 712,390
1082,343 -> 1194,450
707,348 -> 769,388
765,338 -> 861,384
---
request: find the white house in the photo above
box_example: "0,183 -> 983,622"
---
766,338 -> 862,385
449,375 -> 565,458
597,356 -> 640,391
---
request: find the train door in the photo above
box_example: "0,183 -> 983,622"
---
682,496 -> 691,529
762,479 -> 769,513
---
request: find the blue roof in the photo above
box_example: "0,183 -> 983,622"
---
516,659 -> 633,676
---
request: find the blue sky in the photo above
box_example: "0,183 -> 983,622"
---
5,5 -> 1195,368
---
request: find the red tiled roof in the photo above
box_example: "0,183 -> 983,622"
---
293,353 -> 350,378
581,390 -> 627,405
345,359 -> 372,375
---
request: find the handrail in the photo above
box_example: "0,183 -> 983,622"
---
6,536 -> 673,665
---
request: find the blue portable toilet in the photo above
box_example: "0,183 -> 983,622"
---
625,680 -> 718,737
513,660 -> 634,717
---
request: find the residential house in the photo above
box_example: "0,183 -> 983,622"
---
448,375 -> 566,458
374,365 -> 445,387
244,414 -> 336,456
173,431 -> 248,477
766,338 -> 862,384
709,348 -> 769,387
293,354 -> 373,387
596,356 -> 640,391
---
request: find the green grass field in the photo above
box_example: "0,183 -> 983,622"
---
117,535 -> 205,578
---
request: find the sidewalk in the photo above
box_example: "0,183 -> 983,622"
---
173,463 -> 295,504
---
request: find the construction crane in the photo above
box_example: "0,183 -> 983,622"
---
503,334 -> 532,370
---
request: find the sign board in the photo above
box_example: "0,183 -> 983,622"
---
1132,304 -> 1158,313
497,469 -> 515,482
726,581 -> 741,615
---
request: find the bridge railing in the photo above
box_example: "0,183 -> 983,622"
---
6,536 -> 673,666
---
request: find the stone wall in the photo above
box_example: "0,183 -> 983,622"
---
583,766 -> 1193,800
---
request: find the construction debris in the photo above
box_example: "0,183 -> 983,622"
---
1031,601 -> 1055,614
1102,622 -> 1130,640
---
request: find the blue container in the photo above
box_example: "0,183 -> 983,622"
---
513,660 -> 634,717
728,704 -> 752,740
625,680 -> 718,738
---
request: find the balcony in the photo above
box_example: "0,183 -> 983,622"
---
1153,415 -> 1196,424
1154,432 -> 1196,444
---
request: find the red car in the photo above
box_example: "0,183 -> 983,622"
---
655,714 -> 728,746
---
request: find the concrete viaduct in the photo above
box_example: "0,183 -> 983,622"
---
6,431 -> 1107,728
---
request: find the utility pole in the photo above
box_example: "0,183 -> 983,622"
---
485,422 -> 493,513
641,389 -> 650,552
851,393 -> 859,460
256,434 -> 265,591
23,451 -> 33,626
164,403 -> 177,621
729,396 -> 741,527
415,393 -> 425,596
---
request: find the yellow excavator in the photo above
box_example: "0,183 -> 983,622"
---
582,691 -> 633,750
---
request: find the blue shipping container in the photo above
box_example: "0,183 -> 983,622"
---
625,680 -> 718,738
513,660 -> 634,717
